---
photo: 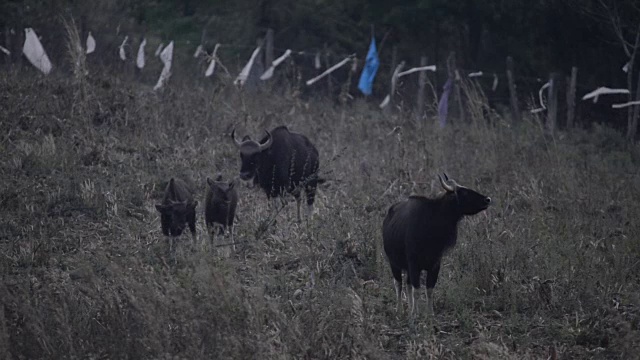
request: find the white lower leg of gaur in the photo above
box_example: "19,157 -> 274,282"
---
394,279 -> 402,313
410,286 -> 419,318
295,197 -> 302,222
230,226 -> 235,252
305,203 -> 314,220
426,288 -> 435,316
271,198 -> 280,219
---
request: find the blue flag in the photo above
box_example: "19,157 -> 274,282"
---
358,37 -> 380,96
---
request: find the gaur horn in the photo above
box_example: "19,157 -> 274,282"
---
231,128 -> 245,148
439,173 -> 457,192
258,130 -> 273,151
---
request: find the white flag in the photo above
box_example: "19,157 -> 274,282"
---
306,55 -> 355,86
119,36 -> 128,61
22,28 -> 52,75
530,81 -> 551,114
154,41 -> 174,90
193,44 -> 203,58
612,100 -> 640,109
86,32 -> 96,54
136,38 -> 146,69
234,46 -> 261,86
397,65 -> 436,78
379,61 -> 406,108
205,43 -> 221,77
155,43 -> 164,57
159,41 -> 173,65
582,87 -> 629,103
261,49 -> 292,80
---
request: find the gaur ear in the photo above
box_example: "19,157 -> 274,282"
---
206,177 -> 214,187
155,204 -> 167,213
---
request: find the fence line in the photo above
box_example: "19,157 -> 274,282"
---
5,25 -> 640,137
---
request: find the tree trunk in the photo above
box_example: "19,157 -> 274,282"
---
506,56 -> 521,124
566,66 -> 578,129
628,70 -> 640,140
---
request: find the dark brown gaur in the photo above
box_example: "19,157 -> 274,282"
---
155,178 -> 198,251
382,173 -> 491,319
204,175 -> 238,249
231,125 -> 321,222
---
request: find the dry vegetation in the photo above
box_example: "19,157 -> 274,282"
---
1,50 -> 640,359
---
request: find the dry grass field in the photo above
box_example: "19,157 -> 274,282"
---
1,61 -> 640,359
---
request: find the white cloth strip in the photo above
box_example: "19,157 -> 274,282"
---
234,46 -> 261,86
612,100 -> 640,109
582,87 -> 629,103
22,28 -> 52,74
305,55 -> 354,86
260,49 -> 292,80
86,32 -> 96,54
397,65 -> 436,77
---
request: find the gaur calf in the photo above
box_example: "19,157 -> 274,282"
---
204,175 -> 238,249
155,178 -> 198,250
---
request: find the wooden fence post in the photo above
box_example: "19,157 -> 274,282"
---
339,57 -> 357,106
324,43 -> 332,97
265,28 -> 274,67
566,66 -> 578,129
3,25 -> 11,66
416,55 -> 428,122
628,70 -> 640,140
390,45 -> 398,80
384,45 -> 399,114
506,56 -> 521,124
547,73 -> 559,134
445,52 -> 465,123
454,70 -> 465,123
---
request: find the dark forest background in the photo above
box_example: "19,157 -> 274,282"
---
2,0 -> 640,132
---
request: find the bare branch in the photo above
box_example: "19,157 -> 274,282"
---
599,0 -> 633,56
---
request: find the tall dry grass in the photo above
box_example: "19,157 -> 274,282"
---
0,36 -> 639,358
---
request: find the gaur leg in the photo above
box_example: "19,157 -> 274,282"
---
206,222 -> 214,244
425,261 -> 441,317
407,263 -> 422,319
304,181 -> 317,220
187,210 -> 197,245
390,264 -> 403,313
269,196 -> 279,213
229,222 -> 235,251
160,218 -> 173,253
293,192 -> 302,223
160,215 -> 170,237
